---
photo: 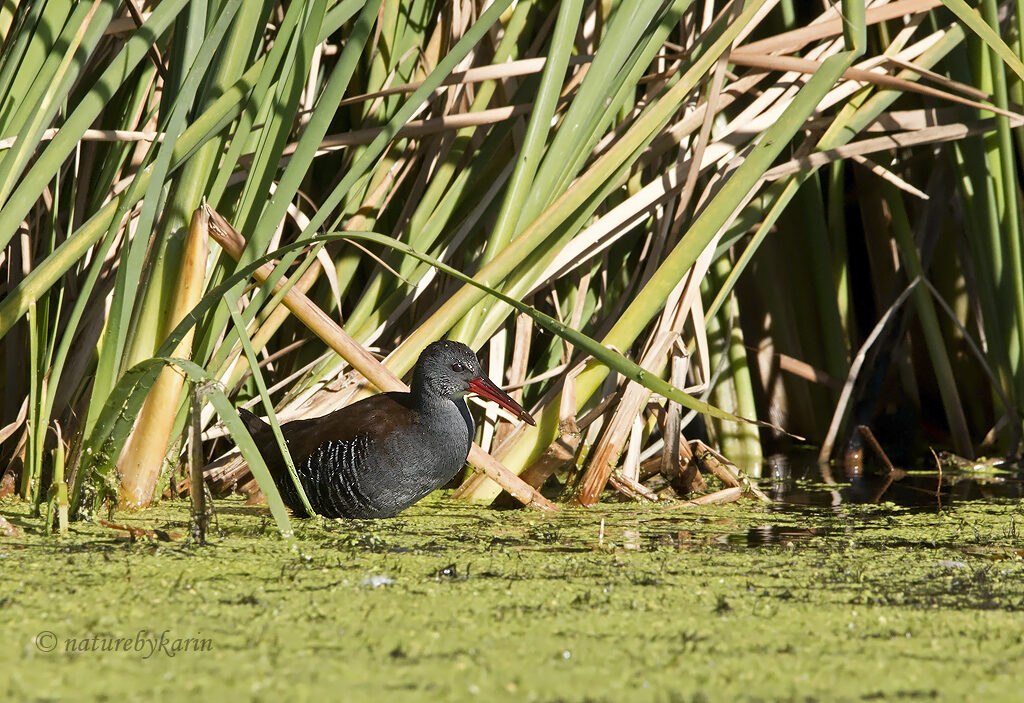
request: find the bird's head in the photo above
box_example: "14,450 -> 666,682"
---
413,340 -> 536,426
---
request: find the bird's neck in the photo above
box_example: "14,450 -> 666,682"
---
413,390 -> 474,439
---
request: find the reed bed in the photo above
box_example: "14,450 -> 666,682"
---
1,0 -> 1022,533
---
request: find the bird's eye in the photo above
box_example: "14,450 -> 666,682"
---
451,362 -> 466,372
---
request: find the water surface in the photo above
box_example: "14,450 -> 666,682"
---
3,462 -> 1023,701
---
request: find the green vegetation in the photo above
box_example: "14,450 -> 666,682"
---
2,0 -> 1024,532
7,3 -> 1024,699
4,489 -> 1024,701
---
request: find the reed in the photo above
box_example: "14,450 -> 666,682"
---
1,0 -> 1022,533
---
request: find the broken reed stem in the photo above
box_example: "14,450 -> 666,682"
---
692,441 -> 771,502
669,486 -> 745,507
190,386 -> 207,545
857,424 -> 897,475
49,423 -> 68,535
930,446 -> 942,510
609,470 -> 659,502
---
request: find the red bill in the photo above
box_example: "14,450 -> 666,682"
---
467,376 -> 536,426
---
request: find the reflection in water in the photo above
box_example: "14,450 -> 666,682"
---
506,453 -> 1023,553
761,452 -> 1024,510
695,452 -> 1024,548
742,525 -> 829,546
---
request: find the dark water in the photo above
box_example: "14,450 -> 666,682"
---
732,452 -> 1024,547
762,451 -> 1024,507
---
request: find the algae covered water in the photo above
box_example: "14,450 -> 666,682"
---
3,469 -> 1024,702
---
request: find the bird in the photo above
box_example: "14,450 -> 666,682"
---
237,339 -> 536,519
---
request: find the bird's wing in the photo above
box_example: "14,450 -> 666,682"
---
251,391 -> 417,466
